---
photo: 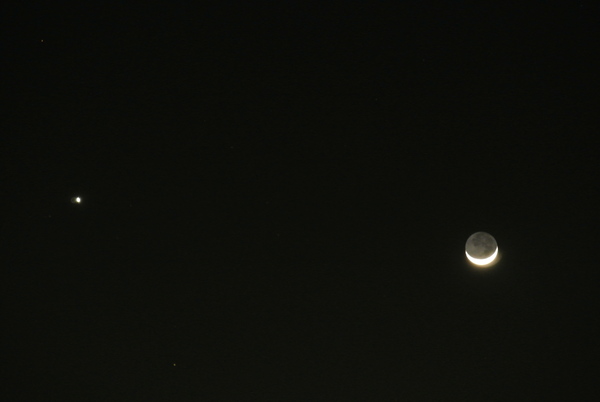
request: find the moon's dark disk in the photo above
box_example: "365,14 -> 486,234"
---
465,232 -> 497,259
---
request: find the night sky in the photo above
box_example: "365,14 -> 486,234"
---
4,2 -> 600,400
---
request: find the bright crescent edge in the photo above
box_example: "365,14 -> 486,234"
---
465,247 -> 498,266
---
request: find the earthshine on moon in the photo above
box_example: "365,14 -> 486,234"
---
465,232 -> 498,267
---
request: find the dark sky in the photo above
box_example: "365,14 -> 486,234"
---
4,2 -> 599,400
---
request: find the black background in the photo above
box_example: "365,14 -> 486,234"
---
4,2 -> 599,400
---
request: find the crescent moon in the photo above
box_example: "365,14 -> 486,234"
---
465,247 -> 498,266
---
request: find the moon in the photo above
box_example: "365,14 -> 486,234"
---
71,196 -> 82,204
465,232 -> 498,266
